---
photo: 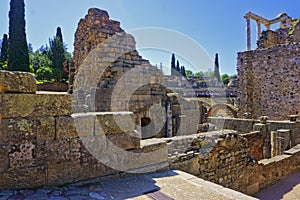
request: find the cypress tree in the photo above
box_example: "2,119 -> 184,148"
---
214,53 -> 221,82
171,53 -> 175,69
48,30 -> 66,81
8,0 -> 30,71
56,27 -> 63,43
176,60 -> 180,72
0,34 -> 8,62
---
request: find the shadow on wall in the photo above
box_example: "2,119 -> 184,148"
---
254,171 -> 300,200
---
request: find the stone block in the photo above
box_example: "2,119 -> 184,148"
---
95,112 -> 135,135
56,116 -> 79,139
0,166 -> 46,190
141,138 -> 167,153
44,139 -> 70,163
0,70 -> 37,93
47,158 -> 106,186
47,162 -> 79,186
8,142 -> 44,169
0,93 -> 72,118
107,131 -> 140,150
0,117 -> 55,145
0,145 -> 8,172
72,113 -> 95,137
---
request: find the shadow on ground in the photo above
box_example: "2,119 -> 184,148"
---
254,171 -> 300,200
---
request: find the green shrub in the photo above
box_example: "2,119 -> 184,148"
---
36,66 -> 53,80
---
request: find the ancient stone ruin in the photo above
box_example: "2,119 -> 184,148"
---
0,9 -> 300,199
71,8 -> 203,139
238,12 -> 300,120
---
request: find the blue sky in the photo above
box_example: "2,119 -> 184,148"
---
1,0 -> 300,75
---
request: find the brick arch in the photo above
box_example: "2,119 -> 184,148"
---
208,104 -> 238,118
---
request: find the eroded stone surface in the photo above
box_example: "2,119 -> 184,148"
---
0,93 -> 72,118
0,70 -> 37,93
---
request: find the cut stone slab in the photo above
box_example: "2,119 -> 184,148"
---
0,92 -> 72,118
0,70 -> 37,93
95,112 -> 135,135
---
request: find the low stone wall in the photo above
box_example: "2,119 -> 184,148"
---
165,130 -> 300,195
209,117 -> 300,146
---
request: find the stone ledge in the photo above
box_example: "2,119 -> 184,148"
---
72,112 -> 136,135
0,70 -> 37,93
258,154 -> 291,165
284,144 -> 300,155
0,93 -> 72,118
141,138 -> 167,153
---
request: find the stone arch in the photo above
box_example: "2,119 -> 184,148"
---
207,104 -> 238,118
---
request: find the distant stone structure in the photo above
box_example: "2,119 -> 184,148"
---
70,8 -> 203,139
238,12 -> 300,120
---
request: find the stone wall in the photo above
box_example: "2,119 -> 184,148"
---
209,117 -> 300,159
71,8 -> 209,139
0,71 -> 168,189
71,8 -> 170,139
238,28 -> 300,120
165,129 -> 300,195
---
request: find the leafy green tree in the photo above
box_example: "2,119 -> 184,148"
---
8,0 -> 30,72
185,70 -> 194,77
194,71 -> 204,77
0,34 -> 9,63
36,66 -> 53,80
29,51 -> 52,72
221,74 -> 230,85
230,74 -> 237,79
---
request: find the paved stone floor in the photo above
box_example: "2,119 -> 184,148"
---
254,171 -> 300,200
0,170 -> 256,200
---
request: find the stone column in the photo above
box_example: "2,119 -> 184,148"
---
167,103 -> 172,138
246,18 -> 251,51
256,21 -> 261,41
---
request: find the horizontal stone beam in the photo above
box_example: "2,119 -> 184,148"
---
0,70 -> 37,93
0,93 -> 72,118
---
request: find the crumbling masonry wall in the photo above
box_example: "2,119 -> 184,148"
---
237,42 -> 300,120
165,130 -> 300,195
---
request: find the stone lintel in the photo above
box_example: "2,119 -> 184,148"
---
0,70 -> 37,93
